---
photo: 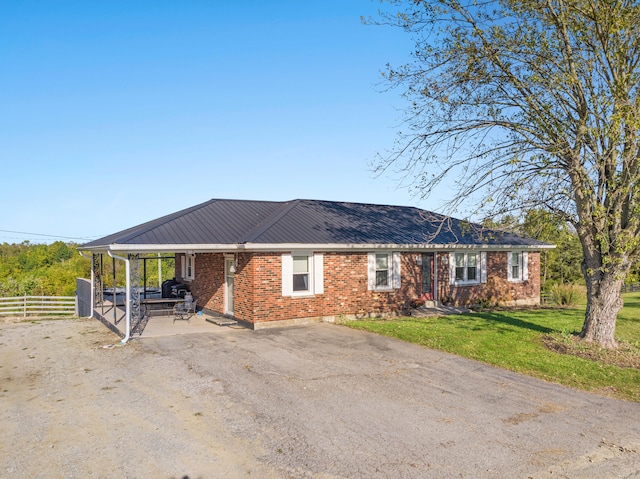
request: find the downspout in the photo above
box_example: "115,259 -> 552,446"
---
108,251 -> 131,345
79,252 -> 94,318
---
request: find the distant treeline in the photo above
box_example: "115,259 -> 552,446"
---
0,242 -> 90,296
0,242 -> 175,297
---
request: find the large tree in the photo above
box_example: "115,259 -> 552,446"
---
374,0 -> 640,348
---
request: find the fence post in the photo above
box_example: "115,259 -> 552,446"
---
23,295 -> 27,317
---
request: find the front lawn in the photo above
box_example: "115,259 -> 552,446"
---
344,292 -> 640,402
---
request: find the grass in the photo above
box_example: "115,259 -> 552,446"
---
344,292 -> 640,402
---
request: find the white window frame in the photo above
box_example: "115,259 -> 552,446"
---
293,255 -> 311,292
449,251 -> 486,285
282,252 -> 324,297
507,251 -> 528,282
181,253 -> 196,282
368,252 -> 401,291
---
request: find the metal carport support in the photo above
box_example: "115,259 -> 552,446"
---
108,251 -> 132,345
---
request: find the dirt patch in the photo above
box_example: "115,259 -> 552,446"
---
542,333 -> 640,369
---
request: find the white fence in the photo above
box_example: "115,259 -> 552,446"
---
0,295 -> 77,318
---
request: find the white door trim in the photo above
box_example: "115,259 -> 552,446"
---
224,257 -> 234,316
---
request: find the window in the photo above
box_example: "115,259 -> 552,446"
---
450,252 -> 485,285
467,253 -> 477,281
375,253 -> 390,287
181,253 -> 195,281
282,253 -> 324,296
455,253 -> 465,281
508,251 -> 528,282
368,252 -> 401,290
511,252 -> 520,279
292,255 -> 309,292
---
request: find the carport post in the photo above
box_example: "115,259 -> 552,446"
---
108,251 -> 131,345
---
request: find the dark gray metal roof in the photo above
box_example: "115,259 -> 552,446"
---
80,198 -> 551,250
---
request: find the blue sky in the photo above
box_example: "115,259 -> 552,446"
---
1,1 -> 453,244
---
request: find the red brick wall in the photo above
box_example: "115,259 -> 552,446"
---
250,252 -> 424,323
185,252 -> 423,324
176,252 -> 225,312
436,251 -> 540,306
185,250 -> 541,324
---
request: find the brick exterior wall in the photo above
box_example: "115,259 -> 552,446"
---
177,252 -> 225,313
436,251 -> 541,306
180,250 -> 541,326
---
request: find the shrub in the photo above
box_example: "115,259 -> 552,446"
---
440,295 -> 455,306
410,298 -> 426,308
549,283 -> 585,306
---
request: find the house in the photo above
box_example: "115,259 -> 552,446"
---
79,198 -> 553,330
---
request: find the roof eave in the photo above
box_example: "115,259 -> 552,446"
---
79,242 -> 555,254
78,243 -> 243,254
241,243 -> 555,251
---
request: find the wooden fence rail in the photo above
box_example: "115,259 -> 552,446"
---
622,283 -> 640,293
0,295 -> 77,317
541,283 -> 640,305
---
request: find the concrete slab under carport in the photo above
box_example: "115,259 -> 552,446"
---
137,311 -> 242,338
93,300 -> 242,339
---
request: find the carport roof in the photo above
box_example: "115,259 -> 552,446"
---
79,198 -> 553,252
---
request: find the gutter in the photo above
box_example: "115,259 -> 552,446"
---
79,242 -> 556,254
107,251 -> 131,345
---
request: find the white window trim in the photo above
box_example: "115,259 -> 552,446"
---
181,253 -> 196,282
282,252 -> 324,297
508,251 -> 528,282
449,251 -> 486,285
367,252 -> 401,291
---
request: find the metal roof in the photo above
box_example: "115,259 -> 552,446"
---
80,198 -> 552,252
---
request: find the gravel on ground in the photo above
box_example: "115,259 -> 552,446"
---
2,317 -> 639,479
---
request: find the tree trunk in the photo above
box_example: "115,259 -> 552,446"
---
580,273 -> 624,350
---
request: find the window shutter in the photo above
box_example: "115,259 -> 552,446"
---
392,252 -> 401,289
314,253 -> 324,294
367,252 -> 376,290
507,252 -> 513,281
480,252 -> 487,283
449,253 -> 456,285
523,252 -> 529,281
281,253 -> 293,296
180,255 -> 186,280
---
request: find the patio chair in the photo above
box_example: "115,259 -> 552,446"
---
173,293 -> 196,322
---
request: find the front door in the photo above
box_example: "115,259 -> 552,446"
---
422,253 -> 435,300
224,258 -> 234,316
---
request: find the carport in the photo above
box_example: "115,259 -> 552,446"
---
88,285 -> 236,340
78,249 -> 237,342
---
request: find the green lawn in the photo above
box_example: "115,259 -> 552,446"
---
344,292 -> 640,402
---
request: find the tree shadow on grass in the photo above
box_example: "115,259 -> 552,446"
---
461,311 -> 556,334
619,299 -> 640,323
623,298 -> 640,307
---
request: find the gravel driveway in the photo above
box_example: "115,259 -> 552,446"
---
2,318 -> 639,478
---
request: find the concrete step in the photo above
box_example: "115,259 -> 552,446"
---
206,316 -> 238,326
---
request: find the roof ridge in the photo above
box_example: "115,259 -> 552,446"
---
240,199 -> 301,243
